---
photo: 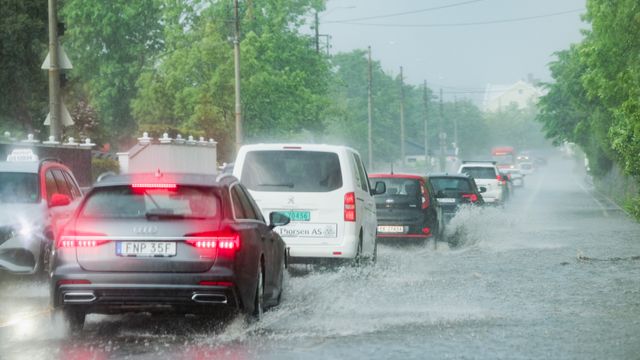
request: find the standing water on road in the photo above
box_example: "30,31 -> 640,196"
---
1,157 -> 639,359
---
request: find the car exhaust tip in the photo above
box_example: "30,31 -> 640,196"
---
63,291 -> 97,304
191,293 -> 227,304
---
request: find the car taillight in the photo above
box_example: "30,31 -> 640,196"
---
421,183 -> 429,209
422,227 -> 431,235
185,230 -> 241,251
57,279 -> 91,286
57,228 -> 109,248
461,193 -> 478,202
496,174 -> 502,181
344,192 -> 356,222
131,183 -> 177,190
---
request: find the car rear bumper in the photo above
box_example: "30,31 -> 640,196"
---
51,271 -> 240,314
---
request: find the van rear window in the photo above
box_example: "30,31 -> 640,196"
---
241,151 -> 343,192
460,167 -> 497,179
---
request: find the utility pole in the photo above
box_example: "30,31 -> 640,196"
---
367,46 -> 373,169
423,80 -> 429,173
399,66 -> 405,166
453,95 -> 459,157
314,11 -> 320,53
439,88 -> 446,172
233,0 -> 243,152
48,0 -> 61,141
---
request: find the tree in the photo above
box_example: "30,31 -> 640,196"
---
0,0 -> 48,134
61,0 -> 164,145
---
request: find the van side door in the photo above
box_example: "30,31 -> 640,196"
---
351,153 -> 375,251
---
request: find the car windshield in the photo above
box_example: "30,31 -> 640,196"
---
0,172 -> 39,203
430,177 -> 472,195
80,185 -> 220,219
461,167 -> 497,179
372,177 -> 421,204
241,150 -> 343,192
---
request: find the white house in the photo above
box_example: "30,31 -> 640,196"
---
483,80 -> 545,112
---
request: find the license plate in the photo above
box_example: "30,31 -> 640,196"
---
438,198 -> 456,203
377,226 -> 404,233
116,241 -> 177,257
280,210 -> 311,222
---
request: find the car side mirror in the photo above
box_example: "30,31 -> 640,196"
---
269,212 -> 290,229
479,187 -> 487,193
50,193 -> 71,207
371,181 -> 386,195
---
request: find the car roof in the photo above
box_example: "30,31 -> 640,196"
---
427,173 -> 472,179
93,172 -> 236,188
459,162 -> 497,168
0,160 -> 40,173
369,173 -> 424,180
239,143 -> 358,154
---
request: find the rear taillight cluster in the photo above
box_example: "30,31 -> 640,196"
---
461,193 -> 479,203
344,192 -> 356,222
185,231 -> 240,251
57,229 -> 109,248
421,183 -> 429,209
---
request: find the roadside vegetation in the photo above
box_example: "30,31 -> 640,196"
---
1,1 -> 549,173
537,0 -> 640,219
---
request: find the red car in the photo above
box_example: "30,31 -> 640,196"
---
368,174 -> 443,242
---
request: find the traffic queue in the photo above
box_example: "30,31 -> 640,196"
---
0,135 -> 537,333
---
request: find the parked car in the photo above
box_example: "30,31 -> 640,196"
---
0,148 -> 82,275
368,174 -> 443,243
50,172 -> 290,331
458,161 -> 506,206
233,144 -> 385,264
428,174 -> 485,224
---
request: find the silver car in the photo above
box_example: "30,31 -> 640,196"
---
0,153 -> 82,274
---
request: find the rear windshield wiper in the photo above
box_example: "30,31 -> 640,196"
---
258,183 -> 294,188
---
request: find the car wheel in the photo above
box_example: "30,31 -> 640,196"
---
371,240 -> 377,264
250,264 -> 264,321
352,237 -> 363,266
276,255 -> 285,306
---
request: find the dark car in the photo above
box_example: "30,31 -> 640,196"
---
50,172 -> 290,332
368,174 -> 443,242
0,148 -> 83,275
428,174 -> 485,223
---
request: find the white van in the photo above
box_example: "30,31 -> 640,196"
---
233,144 -> 385,264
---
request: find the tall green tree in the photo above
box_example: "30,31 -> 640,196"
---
0,0 -> 48,134
61,0 -> 164,145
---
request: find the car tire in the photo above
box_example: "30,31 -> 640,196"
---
276,255 -> 285,306
371,240 -> 377,264
249,263 -> 264,321
352,236 -> 363,267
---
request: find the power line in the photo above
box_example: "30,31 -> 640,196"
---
331,8 -> 584,27
324,0 -> 485,23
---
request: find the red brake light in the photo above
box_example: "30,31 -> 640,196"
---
496,175 -> 502,181
422,227 -> 431,234
420,183 -> 429,209
344,192 -> 356,222
57,229 -> 109,248
131,183 -> 177,190
185,230 -> 240,251
461,193 -> 478,202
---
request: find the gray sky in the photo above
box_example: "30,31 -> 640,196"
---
318,0 -> 588,103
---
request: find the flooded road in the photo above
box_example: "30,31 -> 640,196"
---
1,157 -> 639,359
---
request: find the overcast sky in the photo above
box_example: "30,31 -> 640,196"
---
317,0 -> 588,103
